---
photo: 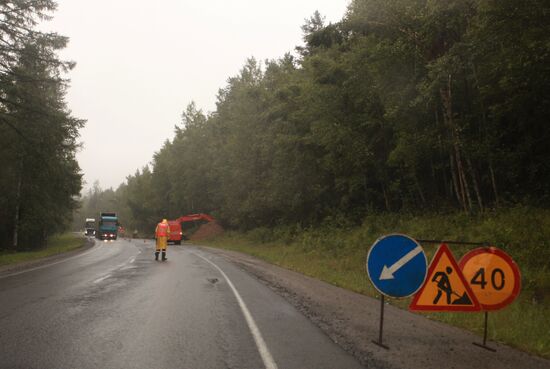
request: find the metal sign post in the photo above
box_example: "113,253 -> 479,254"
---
366,236 -> 521,353
416,239 -> 489,246
473,312 -> 496,352
366,234 -> 428,349
459,247 -> 521,353
372,294 -> 389,349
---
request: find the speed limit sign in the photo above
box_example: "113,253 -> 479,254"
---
459,247 -> 521,311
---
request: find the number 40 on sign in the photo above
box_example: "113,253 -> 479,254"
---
459,247 -> 521,311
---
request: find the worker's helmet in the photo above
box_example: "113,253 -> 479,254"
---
162,219 -> 168,223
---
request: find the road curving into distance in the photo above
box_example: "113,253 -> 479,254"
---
0,239 -> 365,369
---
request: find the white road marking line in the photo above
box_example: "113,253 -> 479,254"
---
120,256 -> 137,271
0,242 -> 103,279
93,274 -> 111,284
116,255 -> 136,269
95,254 -> 139,281
193,252 -> 278,369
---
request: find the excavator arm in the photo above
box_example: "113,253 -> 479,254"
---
175,213 -> 215,224
167,214 -> 215,244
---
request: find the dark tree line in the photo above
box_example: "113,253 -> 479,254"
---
0,1 -> 84,249
83,0 -> 550,233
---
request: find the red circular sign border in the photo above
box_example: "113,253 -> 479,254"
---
458,247 -> 521,311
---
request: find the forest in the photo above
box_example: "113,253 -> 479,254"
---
78,0 -> 550,236
0,1 -> 84,250
2,0 -> 545,357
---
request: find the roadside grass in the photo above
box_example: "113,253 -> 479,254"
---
0,233 -> 86,267
200,206 -> 550,359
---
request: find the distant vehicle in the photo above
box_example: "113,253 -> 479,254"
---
168,213 -> 214,245
96,212 -> 119,240
84,218 -> 96,237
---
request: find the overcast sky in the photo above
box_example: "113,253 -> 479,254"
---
42,0 -> 350,191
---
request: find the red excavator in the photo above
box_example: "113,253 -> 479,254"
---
168,213 -> 215,244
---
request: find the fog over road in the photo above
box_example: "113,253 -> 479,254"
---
0,240 -> 364,369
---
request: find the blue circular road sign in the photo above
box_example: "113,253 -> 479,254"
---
366,234 -> 428,298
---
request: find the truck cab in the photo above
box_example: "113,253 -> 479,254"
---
97,212 -> 118,240
84,218 -> 96,237
168,220 -> 183,245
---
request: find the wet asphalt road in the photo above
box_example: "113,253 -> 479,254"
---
0,239 -> 365,369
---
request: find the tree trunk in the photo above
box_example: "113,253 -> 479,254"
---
381,183 -> 390,212
441,74 -> 471,212
441,158 -> 450,199
414,174 -> 426,206
472,60 -> 497,208
450,151 -> 463,207
364,174 -> 369,210
489,160 -> 500,207
12,160 -> 23,249
466,156 -> 484,211
456,148 -> 473,212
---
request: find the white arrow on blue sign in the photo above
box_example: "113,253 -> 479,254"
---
366,234 -> 428,298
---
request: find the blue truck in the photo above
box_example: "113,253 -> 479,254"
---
96,212 -> 119,240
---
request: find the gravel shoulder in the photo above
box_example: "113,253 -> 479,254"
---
203,246 -> 550,369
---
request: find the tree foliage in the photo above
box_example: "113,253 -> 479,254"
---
0,1 -> 83,249
87,0 -> 550,232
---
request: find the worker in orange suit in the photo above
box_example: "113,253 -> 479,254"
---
155,219 -> 170,261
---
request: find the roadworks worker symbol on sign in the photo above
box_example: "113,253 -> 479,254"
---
409,244 -> 481,312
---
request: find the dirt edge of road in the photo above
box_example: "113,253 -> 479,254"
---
203,246 -> 550,369
0,237 -> 95,277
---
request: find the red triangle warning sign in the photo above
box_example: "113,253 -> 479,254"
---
409,244 -> 481,312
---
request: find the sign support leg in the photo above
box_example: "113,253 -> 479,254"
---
372,295 -> 389,349
473,312 -> 496,352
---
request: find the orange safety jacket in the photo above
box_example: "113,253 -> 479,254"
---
156,223 -> 169,237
